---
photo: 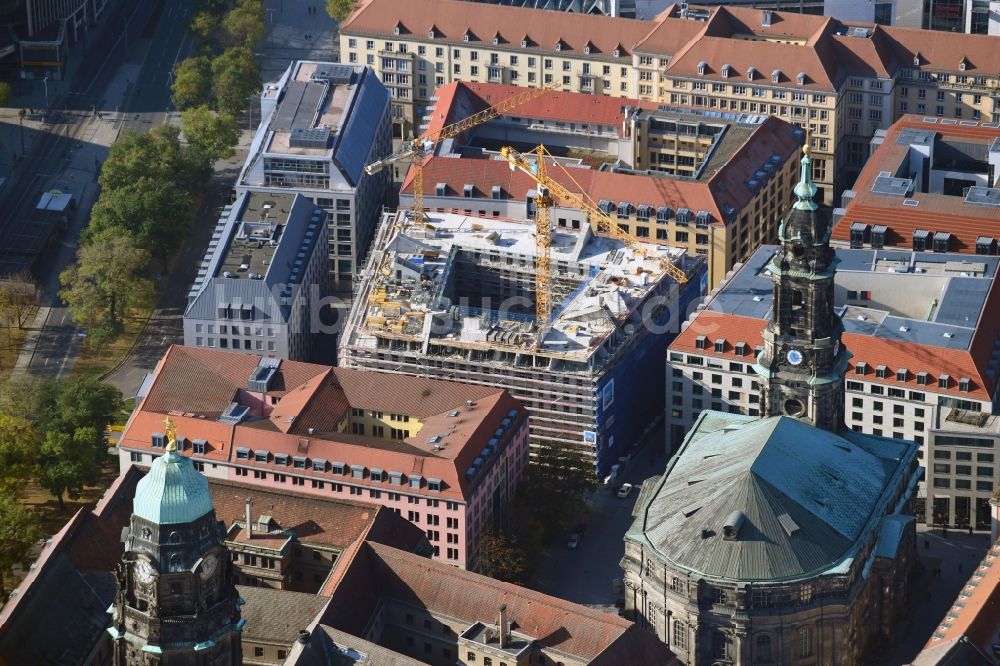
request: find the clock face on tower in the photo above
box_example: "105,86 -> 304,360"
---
135,558 -> 156,584
200,553 -> 218,579
786,349 -> 804,366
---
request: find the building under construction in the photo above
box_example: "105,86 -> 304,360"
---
340,210 -> 706,474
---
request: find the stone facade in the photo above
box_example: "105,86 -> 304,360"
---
109,429 -> 243,665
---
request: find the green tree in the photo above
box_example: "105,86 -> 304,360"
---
473,531 -> 526,583
0,414 -> 40,492
59,231 -> 155,341
223,1 -> 264,46
35,375 -> 121,440
171,56 -> 213,110
99,126 -> 205,197
181,105 -> 241,164
513,445 -> 595,544
87,178 -> 194,267
0,82 -> 11,107
38,428 -> 101,509
190,10 -> 221,43
326,0 -> 357,21
0,488 -> 41,598
211,46 -> 261,116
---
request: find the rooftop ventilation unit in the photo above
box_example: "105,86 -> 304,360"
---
289,127 -> 331,149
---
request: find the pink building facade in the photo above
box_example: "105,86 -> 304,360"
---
118,346 -> 529,568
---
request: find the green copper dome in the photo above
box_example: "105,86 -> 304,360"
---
133,442 -> 214,526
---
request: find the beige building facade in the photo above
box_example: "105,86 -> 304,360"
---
340,0 -> 1000,206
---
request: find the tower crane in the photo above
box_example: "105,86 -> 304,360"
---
500,144 -> 688,323
364,86 -> 550,224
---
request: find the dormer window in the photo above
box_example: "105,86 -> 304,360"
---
913,55 -> 920,67
427,478 -> 442,492
855,362 -> 867,375
959,59 -> 968,71
714,339 -> 725,353
464,34 -> 470,42
312,458 -> 327,472
772,69 -> 781,84
875,365 -> 888,378
735,341 -> 747,356
236,447 -> 250,460
274,453 -> 289,466
939,374 -> 950,389
584,44 -> 592,55
254,450 -> 268,463
695,335 -> 707,350
721,64 -> 731,78
151,432 -> 166,448
896,369 -> 908,382
522,39 -> 528,48
959,377 -> 971,392
613,47 -> 621,57
192,439 -> 207,455
293,456 -> 307,469
917,372 -> 930,386
428,27 -> 437,39
747,67 -> 756,81
698,61 -> 707,76
370,468 -> 384,482
555,40 -> 563,52
796,72 -> 806,85
409,475 -> 422,489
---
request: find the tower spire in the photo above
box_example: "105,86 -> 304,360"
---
793,131 -> 818,212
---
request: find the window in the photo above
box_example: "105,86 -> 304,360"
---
756,634 -> 772,662
799,626 -> 813,658
673,621 -> 687,650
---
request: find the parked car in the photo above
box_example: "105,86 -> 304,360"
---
566,533 -> 580,550
617,483 -> 634,499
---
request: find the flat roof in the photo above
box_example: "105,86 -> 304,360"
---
707,245 -> 999,352
215,192 -> 295,280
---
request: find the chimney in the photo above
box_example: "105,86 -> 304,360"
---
245,497 -> 254,539
499,604 -> 510,648
297,629 -> 310,645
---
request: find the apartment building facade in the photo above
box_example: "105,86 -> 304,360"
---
117,346 -> 530,570
667,246 -> 1000,527
238,61 -> 392,289
183,191 -> 329,361
401,81 -> 802,288
340,0 -> 1000,206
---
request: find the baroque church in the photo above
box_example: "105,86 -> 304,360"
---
107,419 -> 244,665
622,144 -> 921,665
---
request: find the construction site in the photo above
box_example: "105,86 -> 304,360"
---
339,209 -> 707,474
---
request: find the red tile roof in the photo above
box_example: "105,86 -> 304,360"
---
407,101 -> 800,226
671,310 -> 996,401
206,478 -> 426,552
343,0 -> 653,57
344,0 -> 1000,90
322,541 -> 679,664
922,540 -> 1000,656
831,116 -> 1000,253
121,346 -> 527,500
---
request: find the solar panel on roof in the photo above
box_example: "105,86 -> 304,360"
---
311,63 -> 354,84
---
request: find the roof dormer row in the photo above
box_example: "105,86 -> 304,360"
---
397,22 -> 627,57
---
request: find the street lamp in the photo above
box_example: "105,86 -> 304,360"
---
42,76 -> 49,107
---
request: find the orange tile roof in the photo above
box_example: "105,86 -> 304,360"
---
322,541 -> 679,664
406,113 -> 800,225
345,0 -> 1000,91
207,478 -> 426,552
343,0 -> 652,57
121,346 -> 527,500
671,310 -> 995,400
922,540 -> 1000,656
831,116 -> 1000,253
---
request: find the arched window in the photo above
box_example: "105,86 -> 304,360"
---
756,634 -> 772,662
799,626 -> 813,658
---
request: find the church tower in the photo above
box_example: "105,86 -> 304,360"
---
754,140 -> 851,432
108,419 -> 243,665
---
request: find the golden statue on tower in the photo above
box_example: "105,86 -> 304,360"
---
163,416 -> 177,452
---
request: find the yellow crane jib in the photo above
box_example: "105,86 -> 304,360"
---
498,145 -> 689,287
363,86 -> 552,224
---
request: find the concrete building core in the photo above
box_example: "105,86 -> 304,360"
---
340,209 -> 707,473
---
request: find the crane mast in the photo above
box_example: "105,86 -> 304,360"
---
499,145 -> 689,288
